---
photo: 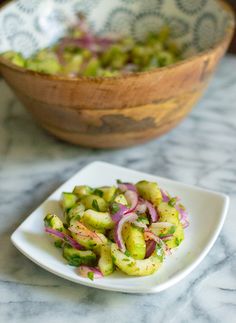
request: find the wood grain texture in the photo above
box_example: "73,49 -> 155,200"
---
0,17 -> 234,148
226,0 -> 236,53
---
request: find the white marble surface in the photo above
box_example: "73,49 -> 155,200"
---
0,55 -> 236,323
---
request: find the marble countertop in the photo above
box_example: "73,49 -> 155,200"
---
0,55 -> 236,323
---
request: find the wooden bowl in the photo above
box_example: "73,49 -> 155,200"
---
227,0 -> 236,53
0,0 -> 235,148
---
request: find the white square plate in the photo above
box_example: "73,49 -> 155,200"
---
11,161 -> 229,293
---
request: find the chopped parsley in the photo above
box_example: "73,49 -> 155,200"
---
111,255 -> 117,263
89,242 -> 97,248
110,202 -> 120,215
137,215 -> 149,224
175,237 -> 182,246
93,189 -> 104,197
87,271 -> 94,281
159,233 -> 169,238
92,199 -> 100,211
168,197 -> 177,207
54,240 -> 62,248
168,225 -> 176,234
159,226 -> 176,238
155,244 -> 165,262
124,250 -> 131,257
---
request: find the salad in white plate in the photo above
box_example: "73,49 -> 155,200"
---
44,180 -> 189,280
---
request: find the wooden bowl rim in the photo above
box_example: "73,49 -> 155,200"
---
0,0 -> 235,83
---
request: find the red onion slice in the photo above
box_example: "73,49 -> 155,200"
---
160,189 -> 190,229
145,240 -> 156,258
144,230 -> 163,244
118,183 -> 128,192
161,234 -> 174,241
111,203 -> 129,223
135,201 -> 147,214
45,227 -> 84,250
114,212 -> 138,252
95,36 -> 118,48
175,204 -> 190,228
77,266 -> 103,279
56,38 -> 83,64
124,190 -> 138,211
60,37 -> 98,52
161,189 -> 169,202
183,220 -> 190,228
144,200 -> 158,223
76,13 -> 90,34
111,190 -> 138,223
56,28 -> 118,64
144,230 -> 170,255
118,183 -> 137,193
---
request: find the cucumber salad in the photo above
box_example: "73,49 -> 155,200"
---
44,180 -> 189,280
2,14 -> 182,77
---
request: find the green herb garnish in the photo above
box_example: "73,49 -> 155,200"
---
124,250 -> 131,257
137,215 -> 149,224
168,225 -> 176,235
87,271 -> 94,281
110,202 -> 120,215
168,197 -> 177,207
111,255 -> 117,263
159,234 -> 170,238
155,243 -> 165,262
93,189 -> 104,197
92,199 -> 100,211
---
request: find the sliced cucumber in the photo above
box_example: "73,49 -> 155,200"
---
66,203 -> 85,224
158,202 -> 179,226
63,244 -> 96,266
83,209 -> 114,230
165,223 -> 184,249
80,220 -> 106,234
81,194 -> 107,212
107,228 -> 115,242
44,213 -> 67,248
1,51 -> 25,67
99,186 -> 117,202
114,194 -> 128,205
149,223 -> 176,237
71,224 -> 108,250
136,180 -> 162,206
61,192 -> 77,210
98,244 -> 114,276
111,243 -> 162,276
71,232 -> 101,249
73,185 -> 93,197
44,213 -> 64,229
122,223 -> 146,260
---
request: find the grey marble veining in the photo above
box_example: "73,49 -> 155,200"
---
0,55 -> 236,323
